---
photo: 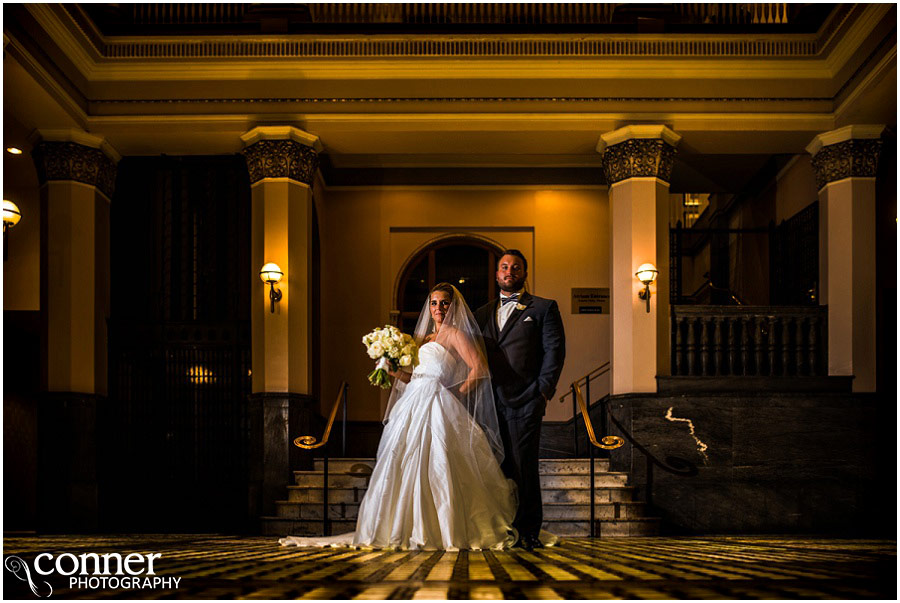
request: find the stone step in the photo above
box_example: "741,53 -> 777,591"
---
313,458 -> 375,473
287,486 -> 369,504
537,458 -> 611,474
294,471 -> 372,488
287,484 -> 637,504
262,517 -> 356,537
539,473 -> 628,489
275,501 -> 361,520
543,517 -> 661,538
274,500 -> 647,522
294,471 -> 626,489
263,516 -> 659,539
311,458 -> 611,474
542,486 -> 637,504
542,502 -> 647,521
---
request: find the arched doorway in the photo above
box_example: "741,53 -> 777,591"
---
395,236 -> 505,333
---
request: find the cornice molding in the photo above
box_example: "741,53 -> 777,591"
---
240,126 -> 323,153
596,124 -> 682,152
805,124 -> 886,157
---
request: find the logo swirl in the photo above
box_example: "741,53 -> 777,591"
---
5,556 -> 53,598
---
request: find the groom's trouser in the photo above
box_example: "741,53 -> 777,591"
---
497,397 -> 545,539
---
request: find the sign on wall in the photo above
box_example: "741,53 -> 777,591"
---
571,288 -> 609,314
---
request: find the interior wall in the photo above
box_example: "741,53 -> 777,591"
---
776,155 -> 818,223
320,186 -> 609,422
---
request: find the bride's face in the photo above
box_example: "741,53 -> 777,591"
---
429,291 -> 452,326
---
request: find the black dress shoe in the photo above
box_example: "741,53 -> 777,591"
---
523,535 -> 543,549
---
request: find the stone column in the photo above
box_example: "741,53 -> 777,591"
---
240,126 -> 322,520
597,125 -> 681,394
30,129 -> 119,531
807,125 -> 884,392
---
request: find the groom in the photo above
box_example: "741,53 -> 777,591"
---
476,249 -> 566,550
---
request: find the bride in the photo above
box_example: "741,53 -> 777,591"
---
280,283 -> 519,550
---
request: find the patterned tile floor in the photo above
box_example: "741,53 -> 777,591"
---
2,535 -> 895,599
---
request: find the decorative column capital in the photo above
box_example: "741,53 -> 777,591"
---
806,125 -> 886,191
240,126 -> 322,186
30,129 -> 120,199
596,125 -> 681,186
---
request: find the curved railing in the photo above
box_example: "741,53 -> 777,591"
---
292,381 -> 349,536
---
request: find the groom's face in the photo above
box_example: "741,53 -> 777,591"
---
496,254 -> 527,293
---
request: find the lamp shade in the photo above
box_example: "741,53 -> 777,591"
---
2,200 -> 21,228
635,263 -> 658,284
259,262 -> 283,284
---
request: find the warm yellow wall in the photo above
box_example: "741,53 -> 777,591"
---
776,155 -> 818,223
319,186 -> 609,422
3,184 -> 41,311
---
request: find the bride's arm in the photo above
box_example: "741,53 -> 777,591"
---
387,366 -> 411,383
448,328 -> 487,394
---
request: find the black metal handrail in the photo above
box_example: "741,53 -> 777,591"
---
293,381 -> 348,536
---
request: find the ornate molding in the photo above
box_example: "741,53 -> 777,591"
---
600,138 -> 678,185
31,141 -> 118,199
809,139 -> 883,190
241,140 -> 320,185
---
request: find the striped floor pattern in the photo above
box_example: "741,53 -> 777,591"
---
3,535 -> 895,599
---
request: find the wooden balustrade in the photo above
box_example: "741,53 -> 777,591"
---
671,306 -> 826,377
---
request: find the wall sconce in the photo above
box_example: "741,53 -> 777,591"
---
635,263 -> 658,313
3,199 -> 22,262
259,262 -> 283,313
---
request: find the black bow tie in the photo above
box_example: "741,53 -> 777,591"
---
500,294 -> 520,306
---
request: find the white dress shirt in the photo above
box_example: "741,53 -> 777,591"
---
496,289 -> 524,331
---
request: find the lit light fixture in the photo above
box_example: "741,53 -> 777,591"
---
6,147 -> 23,155
187,365 -> 215,384
3,199 -> 22,262
259,262 -> 283,313
635,263 -> 658,313
458,278 -> 466,284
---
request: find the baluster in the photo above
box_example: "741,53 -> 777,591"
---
809,316 -> 819,375
686,317 -> 696,376
674,316 -> 684,375
740,317 -> 749,375
753,316 -> 764,376
795,316 -> 805,375
767,317 -> 778,376
729,317 -> 738,375
782,316 -> 792,376
714,317 -> 724,375
700,318 -> 710,376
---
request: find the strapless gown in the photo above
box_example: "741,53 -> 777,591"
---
279,342 -> 520,550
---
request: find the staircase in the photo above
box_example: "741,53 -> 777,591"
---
262,458 -> 660,538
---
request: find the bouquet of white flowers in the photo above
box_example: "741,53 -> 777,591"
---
362,325 -> 418,389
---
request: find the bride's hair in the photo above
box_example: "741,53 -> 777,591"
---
430,282 -> 455,299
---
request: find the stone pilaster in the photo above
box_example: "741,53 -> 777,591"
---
597,125 -> 680,394
241,126 -> 323,516
806,125 -> 885,392
30,129 -> 119,531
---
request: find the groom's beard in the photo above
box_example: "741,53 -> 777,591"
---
497,276 -> 525,293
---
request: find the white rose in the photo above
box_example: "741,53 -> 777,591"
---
392,332 -> 402,342
370,342 -> 384,357
399,355 -> 412,367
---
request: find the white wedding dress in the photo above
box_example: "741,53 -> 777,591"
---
280,342 -> 519,550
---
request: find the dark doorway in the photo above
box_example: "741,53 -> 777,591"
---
104,155 -> 251,532
396,238 -> 504,333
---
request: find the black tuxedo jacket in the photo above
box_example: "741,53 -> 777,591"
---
475,292 -> 566,409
